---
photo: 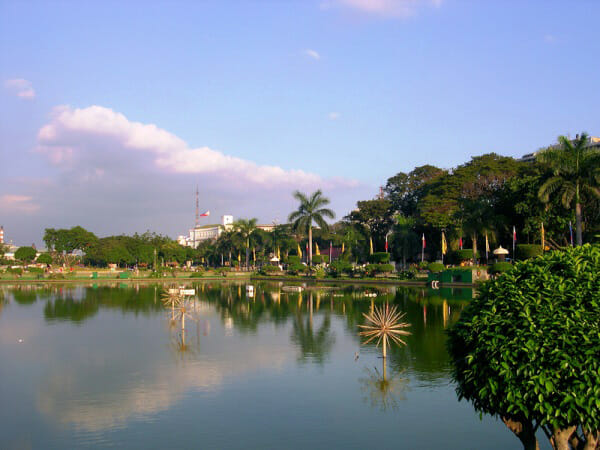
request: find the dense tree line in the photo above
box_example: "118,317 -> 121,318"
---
34,133 -> 598,269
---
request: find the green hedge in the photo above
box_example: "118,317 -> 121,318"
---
365,263 -> 394,276
456,249 -> 478,261
490,262 -> 513,274
428,262 -> 445,273
312,255 -> 329,264
516,244 -> 543,260
287,262 -> 306,275
369,252 -> 390,263
329,260 -> 352,277
286,255 -> 301,265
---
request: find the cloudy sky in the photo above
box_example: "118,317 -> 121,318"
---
1,0 -> 599,246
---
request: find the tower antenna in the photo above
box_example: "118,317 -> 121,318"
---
195,185 -> 199,227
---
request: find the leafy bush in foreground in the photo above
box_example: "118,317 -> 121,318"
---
447,245 -> 600,449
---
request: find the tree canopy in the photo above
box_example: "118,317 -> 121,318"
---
447,245 -> 600,449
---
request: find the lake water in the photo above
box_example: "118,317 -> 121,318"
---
0,281 -> 517,449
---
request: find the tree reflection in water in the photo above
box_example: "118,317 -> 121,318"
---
359,358 -> 409,412
290,292 -> 335,364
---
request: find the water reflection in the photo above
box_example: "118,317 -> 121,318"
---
359,359 -> 409,412
0,281 -> 473,441
290,292 -> 335,364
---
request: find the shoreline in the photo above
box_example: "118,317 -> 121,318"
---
0,275 -> 475,288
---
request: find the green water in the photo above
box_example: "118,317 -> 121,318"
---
0,282 -> 516,449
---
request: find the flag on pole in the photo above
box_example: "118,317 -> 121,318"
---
341,242 -> 345,254
297,243 -> 302,258
277,246 -> 280,259
315,243 -> 320,255
441,232 -> 447,255
237,253 -> 241,262
569,221 -> 574,247
485,234 -> 490,261
421,233 -> 425,263
369,237 -> 374,255
385,235 -> 388,252
329,241 -> 332,262
541,222 -> 545,252
422,233 -> 426,248
200,210 -> 210,217
459,237 -> 463,250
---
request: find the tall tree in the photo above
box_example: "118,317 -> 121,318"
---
385,165 -> 446,216
346,198 -> 393,253
537,133 -> 600,245
288,190 -> 335,266
233,218 -> 258,268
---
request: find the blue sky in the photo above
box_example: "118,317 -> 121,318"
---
1,0 -> 599,246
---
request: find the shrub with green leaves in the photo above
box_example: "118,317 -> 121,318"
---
287,262 -> 306,275
368,252 -> 390,264
258,265 -> 280,275
36,253 -> 53,265
364,263 -> 394,276
428,262 -> 445,273
15,246 -> 37,263
515,244 -> 543,260
490,262 -> 513,274
455,249 -> 477,261
329,260 -> 352,277
312,254 -> 329,264
447,244 -> 600,449
286,255 -> 301,265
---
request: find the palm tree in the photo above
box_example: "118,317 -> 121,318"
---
537,133 -> 600,245
288,190 -> 335,266
233,218 -> 258,268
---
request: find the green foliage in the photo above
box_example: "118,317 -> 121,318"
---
6,267 -> 23,275
368,252 -> 390,263
328,259 -> 352,277
258,265 -> 280,275
314,267 -> 326,279
447,245 -> 600,445
43,226 -> 98,252
14,246 -> 37,263
312,254 -> 329,264
515,244 -> 543,260
346,199 -> 392,251
396,269 -> 417,280
427,262 -> 445,273
36,253 -> 53,265
286,255 -> 301,265
537,133 -> 600,246
364,263 -> 394,276
490,262 -> 513,274
455,249 -> 476,261
27,267 -> 44,274
287,262 -> 306,275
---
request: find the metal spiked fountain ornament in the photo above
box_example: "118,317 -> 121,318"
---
358,303 -> 411,358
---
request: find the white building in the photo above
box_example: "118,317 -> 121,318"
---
519,134 -> 600,162
178,215 -> 234,248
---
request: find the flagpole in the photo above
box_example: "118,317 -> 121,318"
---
421,233 -> 425,263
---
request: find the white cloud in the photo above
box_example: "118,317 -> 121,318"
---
328,112 -> 341,120
37,105 -> 354,190
325,0 -> 443,18
15,104 -> 368,242
0,194 -> 40,213
4,78 -> 35,99
304,49 -> 321,60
